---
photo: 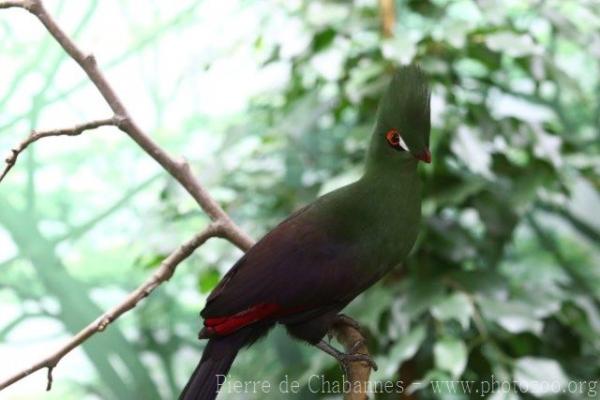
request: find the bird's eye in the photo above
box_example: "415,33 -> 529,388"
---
385,129 -> 409,152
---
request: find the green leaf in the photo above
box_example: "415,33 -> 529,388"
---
198,268 -> 221,294
485,31 -> 540,57
434,336 -> 468,378
477,297 -> 544,335
431,292 -> 474,330
403,278 -> 446,319
488,391 -> 520,400
312,27 -> 336,52
134,253 -> 165,270
407,369 -> 452,396
514,357 -> 568,397
376,325 -> 426,378
346,285 -> 393,333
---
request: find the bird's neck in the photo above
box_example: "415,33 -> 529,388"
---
359,149 -> 422,225
362,152 -> 419,185
345,152 -> 422,268
357,152 -> 422,225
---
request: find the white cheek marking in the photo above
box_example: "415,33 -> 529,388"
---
397,135 -> 409,152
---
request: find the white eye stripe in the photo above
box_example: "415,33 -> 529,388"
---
396,134 -> 409,151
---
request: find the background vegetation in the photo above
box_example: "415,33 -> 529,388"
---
0,0 -> 599,399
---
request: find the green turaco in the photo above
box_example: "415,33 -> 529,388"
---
181,65 -> 431,400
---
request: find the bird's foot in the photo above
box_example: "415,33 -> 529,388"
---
326,332 -> 334,343
316,339 -> 378,376
338,341 -> 379,375
348,338 -> 366,354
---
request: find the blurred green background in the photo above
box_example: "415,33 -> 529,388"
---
1,0 -> 599,399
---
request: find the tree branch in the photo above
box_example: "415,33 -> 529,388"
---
30,0 -> 253,250
0,117 -> 117,183
332,319 -> 374,400
0,0 -> 28,9
0,0 -> 252,250
0,223 -> 220,391
378,0 -> 395,38
0,1 -> 373,397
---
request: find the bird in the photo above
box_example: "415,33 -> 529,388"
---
180,64 -> 431,400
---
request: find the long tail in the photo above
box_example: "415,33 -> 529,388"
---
179,328 -> 257,400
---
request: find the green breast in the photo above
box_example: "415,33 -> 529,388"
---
313,168 -> 422,272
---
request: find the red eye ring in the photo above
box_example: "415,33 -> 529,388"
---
386,129 -> 400,146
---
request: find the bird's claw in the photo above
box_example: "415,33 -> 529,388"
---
338,351 -> 379,374
336,340 -> 378,373
315,337 -> 378,376
349,339 -> 365,354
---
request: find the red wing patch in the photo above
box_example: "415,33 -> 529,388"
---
203,303 -> 282,335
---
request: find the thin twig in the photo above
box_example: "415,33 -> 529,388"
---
0,1 -> 373,396
0,0 -> 29,9
0,117 -> 117,183
0,223 -> 220,391
19,0 -> 253,250
45,367 -> 53,391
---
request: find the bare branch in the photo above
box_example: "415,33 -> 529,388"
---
0,0 -> 29,9
378,0 -> 395,38
0,223 -> 220,391
0,0 -> 373,396
15,0 -> 253,250
0,117 -> 117,183
45,367 -> 53,391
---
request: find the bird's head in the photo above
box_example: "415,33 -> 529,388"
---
369,65 -> 431,166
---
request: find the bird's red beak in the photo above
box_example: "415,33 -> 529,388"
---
414,148 -> 431,164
